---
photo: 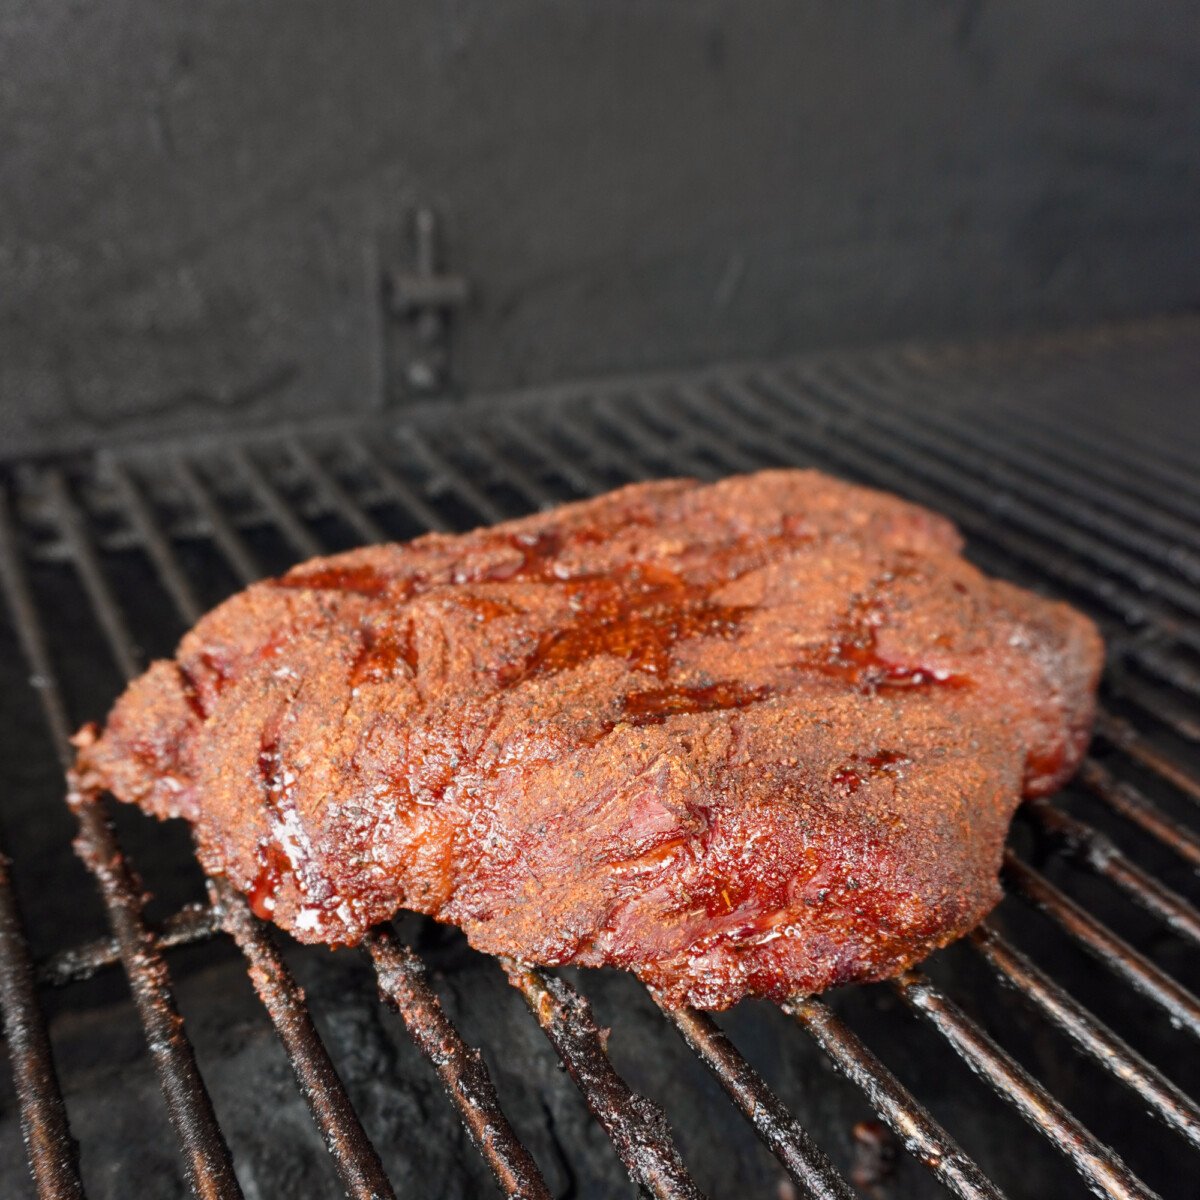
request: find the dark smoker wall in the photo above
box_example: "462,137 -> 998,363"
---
3,2 -> 1198,456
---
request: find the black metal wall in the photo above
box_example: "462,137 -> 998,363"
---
3,1 -> 1198,456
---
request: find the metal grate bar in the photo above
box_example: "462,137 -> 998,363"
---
229,446 -> 324,560
0,494 -> 88,1200
173,456 -> 263,588
164,454 -> 551,1198
343,436 -> 452,534
969,923 -> 1200,1150
1024,801 -> 1200,948
504,963 -> 704,1200
459,430 -> 558,511
38,903 -> 221,988
365,930 -> 551,1200
109,462 -> 206,622
920,357 -> 1200,525
1108,678 -> 1200,748
788,998 -> 1006,1200
399,429 -> 507,525
828,356 -> 1200,588
28,470 -> 245,1199
654,1000 -> 854,1199
213,882 -> 398,1200
1095,713 -> 1200,807
556,406 -> 660,483
116,463 -> 400,1199
894,971 -> 1160,1200
855,354 -> 1200,564
287,439 -> 388,545
0,836 -> 84,1199
1003,853 -> 1200,1039
1076,759 -> 1200,870
496,417 -> 610,497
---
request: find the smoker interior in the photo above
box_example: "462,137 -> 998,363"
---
1,319 -> 1199,1199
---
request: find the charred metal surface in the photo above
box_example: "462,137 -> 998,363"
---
37,902 -> 221,988
0,490 -> 244,1200
215,880 -> 397,1200
506,963 -> 704,1200
789,998 -> 1006,1200
367,930 -> 550,1200
0,843 -> 83,1199
655,999 -> 854,1199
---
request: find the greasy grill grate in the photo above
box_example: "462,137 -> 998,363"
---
1,317 -> 1199,1198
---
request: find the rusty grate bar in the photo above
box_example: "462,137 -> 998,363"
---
504,963 -> 704,1200
653,999 -> 854,1199
38,903 -> 221,989
366,930 -> 550,1200
788,997 -> 1006,1200
0,837 -> 83,1199
1094,712 -> 1200,805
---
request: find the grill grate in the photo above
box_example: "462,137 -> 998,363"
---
1,318 -> 1199,1198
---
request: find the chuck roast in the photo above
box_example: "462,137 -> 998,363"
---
73,470 -> 1103,1009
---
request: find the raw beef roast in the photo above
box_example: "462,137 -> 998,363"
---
72,471 -> 1102,1008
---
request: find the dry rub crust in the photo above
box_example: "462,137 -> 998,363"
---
74,470 -> 1102,1009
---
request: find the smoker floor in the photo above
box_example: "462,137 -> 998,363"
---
2,316 -> 1199,1199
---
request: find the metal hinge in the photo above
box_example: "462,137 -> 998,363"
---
381,207 -> 471,402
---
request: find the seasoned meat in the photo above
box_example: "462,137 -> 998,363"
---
72,470 -> 1102,1009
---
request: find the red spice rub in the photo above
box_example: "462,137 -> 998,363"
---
72,470 -> 1102,1008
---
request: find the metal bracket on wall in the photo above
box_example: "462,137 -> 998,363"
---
384,208 -> 471,402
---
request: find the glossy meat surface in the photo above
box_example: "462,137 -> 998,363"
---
73,471 -> 1103,1008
